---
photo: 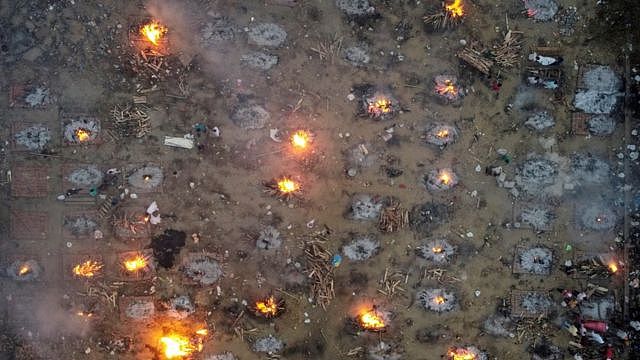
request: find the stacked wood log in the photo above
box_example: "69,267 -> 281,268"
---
304,240 -> 335,309
492,30 -> 523,69
111,104 -> 151,138
457,47 -> 494,75
378,200 -> 409,233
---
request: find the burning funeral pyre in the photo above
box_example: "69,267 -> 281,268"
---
417,288 -> 457,312
290,130 -> 312,151
355,307 -> 388,332
157,327 -> 208,359
364,92 -> 399,120
119,252 -> 153,279
447,346 -> 488,360
264,176 -> 302,199
425,124 -> 459,147
434,75 -> 464,102
424,0 -> 466,30
416,239 -> 456,265
72,260 -> 104,278
63,116 -> 100,145
251,295 -> 285,319
7,259 -> 41,281
425,168 -> 459,191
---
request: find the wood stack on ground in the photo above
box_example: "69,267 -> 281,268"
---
304,239 -> 335,310
492,30 -> 523,69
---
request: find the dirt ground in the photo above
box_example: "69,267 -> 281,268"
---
0,0 -> 635,359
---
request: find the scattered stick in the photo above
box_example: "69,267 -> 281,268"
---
304,239 -> 335,309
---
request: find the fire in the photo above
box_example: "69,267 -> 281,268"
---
18,264 -> 31,275
124,254 -> 148,272
526,9 -> 538,18
438,171 -> 451,185
448,348 -> 477,360
143,174 -> 153,181
432,246 -> 444,254
160,334 -> 196,359
255,296 -> 279,317
195,329 -> 208,336
445,0 -> 464,18
72,260 -> 103,278
609,262 -> 618,273
357,308 -> 386,331
75,128 -> 91,142
436,129 -> 450,138
277,178 -> 300,194
434,296 -> 446,305
368,98 -> 393,115
141,21 -> 167,46
436,80 -> 457,96
291,130 -> 310,150
76,311 -> 93,318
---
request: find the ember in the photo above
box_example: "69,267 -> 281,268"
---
18,264 -> 31,276
432,246 -> 444,254
75,128 -> 91,142
72,260 -> 103,278
123,253 -> 149,273
609,262 -> 618,273
367,97 -> 393,117
357,308 -> 386,331
436,129 -> 450,138
425,168 -> 458,191
291,130 -> 311,150
445,0 -> 464,18
434,296 -> 446,305
448,348 -> 477,360
160,334 -> 196,359
253,296 -> 283,318
277,178 -> 300,194
436,80 -> 457,96
141,21 -> 167,46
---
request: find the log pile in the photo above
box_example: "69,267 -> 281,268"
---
111,104 -> 151,138
378,200 -> 409,233
423,12 -> 460,30
457,47 -> 494,75
492,30 -> 523,69
304,240 -> 335,309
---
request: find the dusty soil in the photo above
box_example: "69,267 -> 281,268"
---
0,0 -> 633,359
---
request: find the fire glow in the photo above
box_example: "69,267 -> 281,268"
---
73,260 -> 103,278
436,129 -> 450,138
432,246 -> 444,254
254,296 -> 282,318
436,80 -> 457,97
158,328 -> 208,359
18,264 -> 31,276
123,254 -> 149,273
609,262 -> 619,274
277,178 -> 300,194
439,171 -> 452,185
445,0 -> 464,18
357,308 -> 386,331
291,130 -> 311,150
75,128 -> 91,142
434,296 -> 446,305
367,97 -> 393,117
448,348 -> 477,360
141,21 -> 167,46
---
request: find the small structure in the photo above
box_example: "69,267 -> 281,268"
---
11,164 -> 49,198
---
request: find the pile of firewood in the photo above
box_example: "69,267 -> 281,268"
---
111,104 -> 150,138
423,11 -> 461,30
304,240 -> 335,309
378,200 -> 409,233
491,30 -> 523,69
457,46 -> 494,75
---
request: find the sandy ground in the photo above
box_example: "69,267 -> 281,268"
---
0,0 -> 632,359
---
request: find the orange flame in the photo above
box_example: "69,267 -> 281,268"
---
432,246 -> 444,254
436,129 -> 450,138
609,262 -> 618,273
526,8 -> 538,18
357,308 -> 386,331
255,296 -> 279,317
76,311 -> 94,318
445,0 -> 464,18
73,260 -> 103,278
277,178 -> 300,194
18,264 -> 31,275
195,329 -> 208,336
141,21 -> 167,46
160,334 -> 195,359
75,128 -> 91,142
436,80 -> 457,96
368,98 -> 392,115
448,348 -> 477,360
438,171 -> 451,185
124,254 -> 148,272
434,296 -> 446,305
291,130 -> 310,150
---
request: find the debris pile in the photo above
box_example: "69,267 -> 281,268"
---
417,288 -> 457,312
256,226 -> 282,250
342,234 -> 380,261
348,194 -> 385,221
518,247 -> 553,275
14,125 -> 51,151
181,253 -> 223,286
